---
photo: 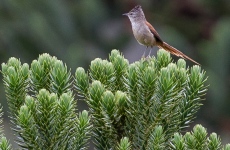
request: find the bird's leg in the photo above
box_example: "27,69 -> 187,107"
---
142,46 -> 148,58
147,47 -> 152,58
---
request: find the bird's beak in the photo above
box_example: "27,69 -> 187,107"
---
122,13 -> 128,16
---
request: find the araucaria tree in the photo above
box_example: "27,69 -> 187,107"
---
0,49 -> 229,149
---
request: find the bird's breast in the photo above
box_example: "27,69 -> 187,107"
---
131,23 -> 156,46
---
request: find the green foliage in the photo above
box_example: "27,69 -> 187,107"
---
0,106 -> 3,138
1,49 -> 229,149
75,110 -> 91,149
147,126 -> 166,150
0,105 -> 12,150
16,90 -> 91,149
1,54 -> 91,149
170,124 -> 230,150
75,50 -> 129,149
116,137 -> 131,150
74,49 -> 210,149
223,144 -> 230,150
30,54 -> 56,94
0,137 -> 12,150
2,58 -> 29,119
30,53 -> 72,96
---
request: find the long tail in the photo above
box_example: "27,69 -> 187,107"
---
158,42 -> 200,65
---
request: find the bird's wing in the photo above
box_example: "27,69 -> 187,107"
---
145,21 -> 163,43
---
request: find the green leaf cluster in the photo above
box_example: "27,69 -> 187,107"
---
2,58 -> 29,119
170,124 -> 230,150
0,105 -> 12,150
74,49 -> 210,149
2,54 -> 91,149
1,49 -> 229,149
75,51 -> 129,149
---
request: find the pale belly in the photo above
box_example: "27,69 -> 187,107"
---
133,26 -> 156,47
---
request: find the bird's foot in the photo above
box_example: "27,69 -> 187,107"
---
141,54 -> 146,59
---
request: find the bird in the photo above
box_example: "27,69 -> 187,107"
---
123,5 -> 200,65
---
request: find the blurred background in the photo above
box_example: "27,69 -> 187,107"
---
1,0 -> 230,148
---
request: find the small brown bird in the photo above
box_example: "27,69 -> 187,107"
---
123,5 -> 199,65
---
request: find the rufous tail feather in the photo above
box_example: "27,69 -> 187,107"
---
158,42 -> 200,65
